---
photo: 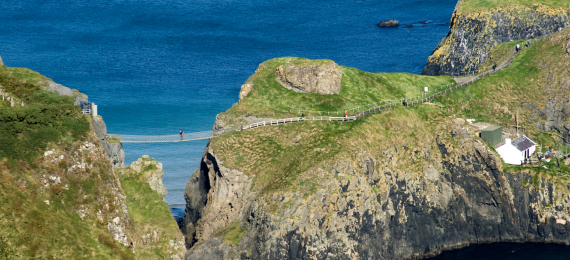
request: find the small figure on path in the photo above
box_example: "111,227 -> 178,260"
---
301,113 -> 304,119
345,111 -> 348,118
527,40 -> 530,47
516,44 -> 520,52
180,130 -> 184,140
493,63 -> 497,71
403,98 -> 407,106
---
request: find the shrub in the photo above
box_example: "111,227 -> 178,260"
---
0,68 -> 89,162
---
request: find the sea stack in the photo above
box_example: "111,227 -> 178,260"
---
377,20 -> 399,27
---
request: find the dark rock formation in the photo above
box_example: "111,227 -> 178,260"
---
422,5 -> 570,76
377,20 -> 399,27
183,127 -> 570,259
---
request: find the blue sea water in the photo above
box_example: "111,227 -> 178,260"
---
0,0 -> 457,207
3,1 -> 570,258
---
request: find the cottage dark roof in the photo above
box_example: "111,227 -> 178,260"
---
512,135 -> 535,152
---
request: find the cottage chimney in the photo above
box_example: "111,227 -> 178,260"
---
505,138 -> 511,144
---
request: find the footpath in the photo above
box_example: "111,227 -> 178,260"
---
243,45 -> 523,131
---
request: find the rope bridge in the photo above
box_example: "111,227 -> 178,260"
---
114,130 -> 213,143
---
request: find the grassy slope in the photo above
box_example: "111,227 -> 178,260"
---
226,57 -> 454,120
459,0 -> 570,11
0,67 -> 182,259
432,28 -> 570,183
212,28 -> 570,195
0,67 -> 134,259
118,159 -> 185,259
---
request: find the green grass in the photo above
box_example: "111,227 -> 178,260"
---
213,104 -> 445,194
224,57 -> 454,121
0,66 -> 90,162
214,28 -> 570,196
212,222 -> 248,245
0,160 -> 134,259
119,173 -> 184,259
459,0 -> 570,11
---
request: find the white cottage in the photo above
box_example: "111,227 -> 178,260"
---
496,135 -> 536,165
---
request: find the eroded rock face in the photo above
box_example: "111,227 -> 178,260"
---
182,145 -> 255,248
239,83 -> 253,101
183,127 -> 570,260
275,60 -> 342,95
128,156 -> 168,196
422,5 -> 570,76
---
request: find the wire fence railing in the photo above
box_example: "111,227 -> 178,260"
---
110,38 -> 536,143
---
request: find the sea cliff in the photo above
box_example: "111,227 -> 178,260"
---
182,23 -> 570,260
422,2 -> 570,76
0,58 -> 184,259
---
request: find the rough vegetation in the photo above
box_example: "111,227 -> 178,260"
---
183,27 -> 570,259
216,57 -> 454,130
117,156 -> 186,259
0,63 -> 184,259
422,2 -> 570,76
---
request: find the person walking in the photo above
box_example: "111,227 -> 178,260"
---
403,98 -> 408,107
180,130 -> 184,140
516,44 -> 520,52
345,110 -> 348,118
527,40 -> 530,47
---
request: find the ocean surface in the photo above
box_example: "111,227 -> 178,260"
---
5,0 -> 570,257
0,0 -> 457,207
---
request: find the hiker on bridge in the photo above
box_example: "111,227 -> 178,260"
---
403,98 -> 408,107
345,111 -> 348,118
180,130 -> 184,140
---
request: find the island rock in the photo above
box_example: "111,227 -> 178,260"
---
377,20 -> 399,27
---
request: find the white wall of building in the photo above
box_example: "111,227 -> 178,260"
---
496,138 -> 524,165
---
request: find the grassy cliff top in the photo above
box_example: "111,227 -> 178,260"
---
458,0 -> 570,12
220,57 -> 454,125
213,28 -> 570,195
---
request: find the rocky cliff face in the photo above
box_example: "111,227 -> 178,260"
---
183,125 -> 570,259
275,60 -> 342,95
42,79 -> 126,167
422,4 -> 570,76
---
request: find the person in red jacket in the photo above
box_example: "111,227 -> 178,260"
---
345,111 -> 348,118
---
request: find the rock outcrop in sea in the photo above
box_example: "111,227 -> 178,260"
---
377,20 -> 399,27
422,4 -> 570,76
